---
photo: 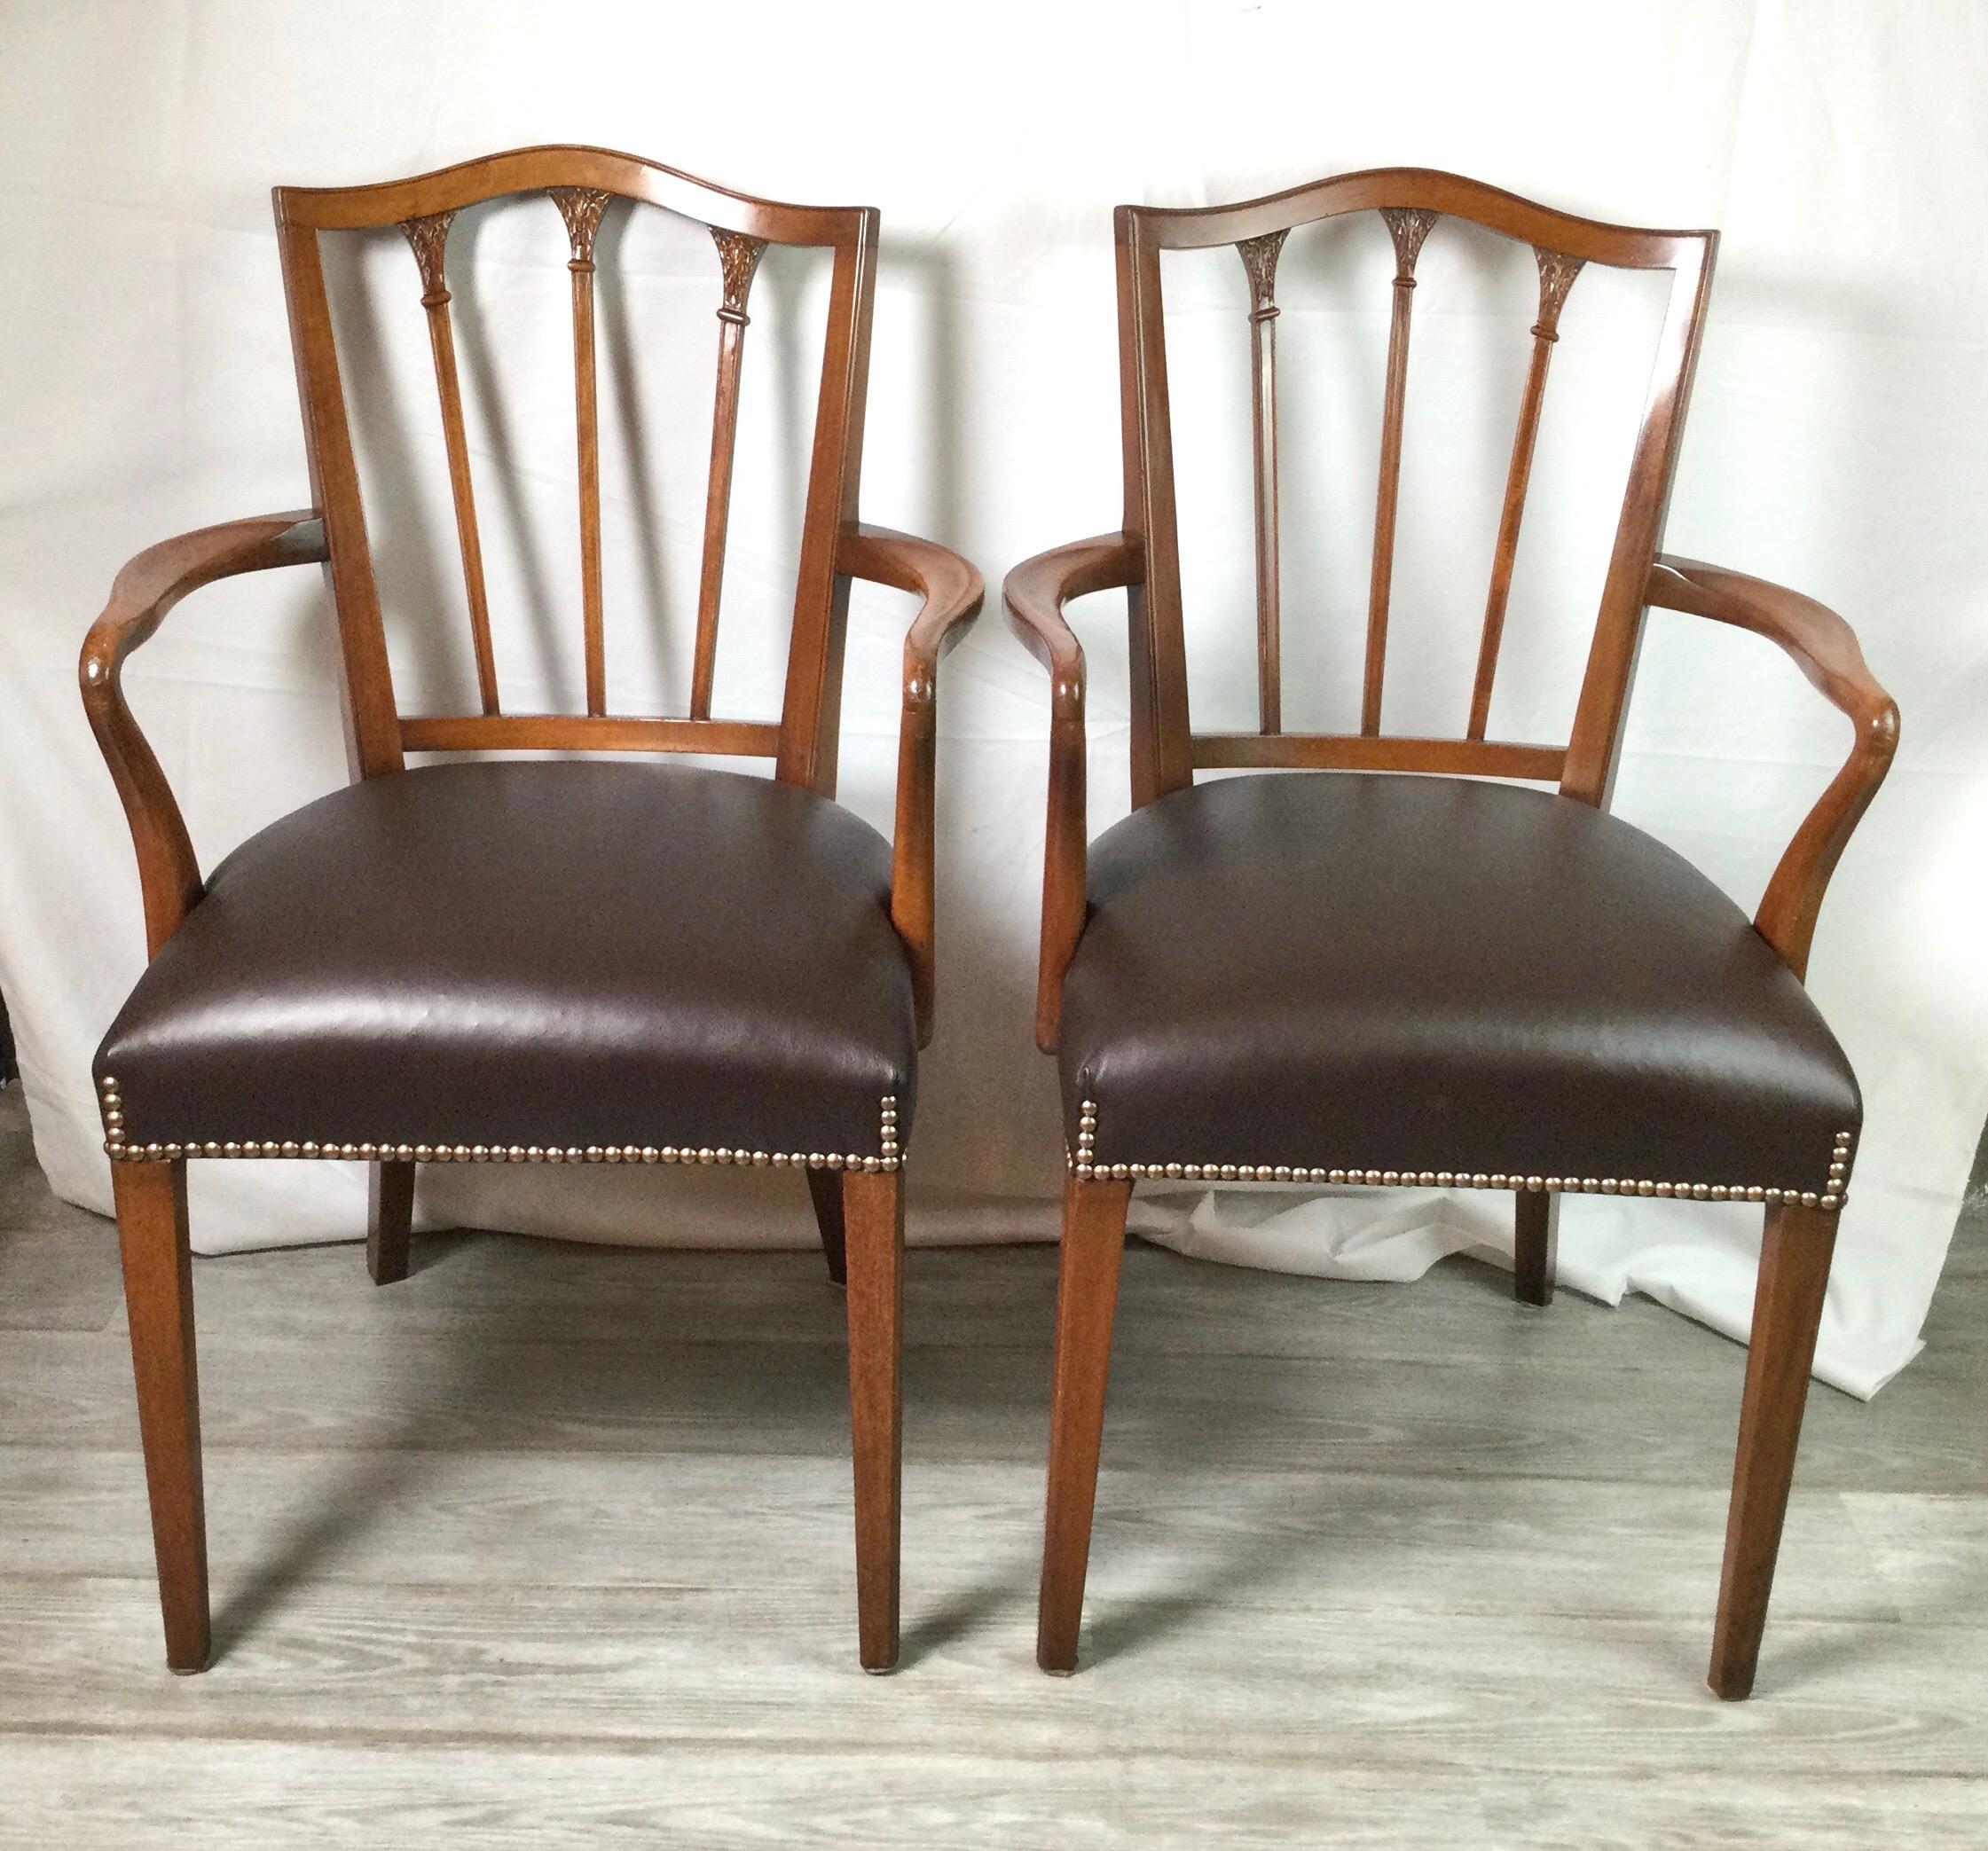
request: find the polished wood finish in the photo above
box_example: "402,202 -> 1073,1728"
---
1105,168 -> 1718,812
1513,1188 -> 1559,1307
400,212 -> 499,714
549,186 -> 612,717
839,522 -> 985,1043
110,1158 -> 207,1672
367,1159 -> 415,1287
267,145 -> 937,801
81,513 -> 327,954
88,147 -> 978,1675
1366,207 -> 1435,734
1190,732 -> 1564,780
1645,557 -> 1898,979
397,713 -> 780,757
692,231 -> 766,721
1237,231 -> 1288,733
805,1167 -> 848,1287
1002,531 -> 1140,1051
1038,1174 -> 1133,1673
1469,250 -> 1583,740
841,1168 -> 904,1672
1006,168 -> 1900,1697
1710,1204 -> 1838,1698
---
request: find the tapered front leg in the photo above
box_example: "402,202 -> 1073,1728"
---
841,1167 -> 903,1671
1709,1201 -> 1838,1699
805,1167 -> 848,1286
1513,1188 -> 1559,1306
113,1159 -> 208,1673
367,1159 -> 415,1285
1038,1173 -> 1133,1674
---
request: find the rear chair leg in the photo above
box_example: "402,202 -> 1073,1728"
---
113,1158 -> 209,1673
1038,1173 -> 1133,1674
841,1167 -> 903,1670
1709,1201 -> 1837,1699
1513,1188 -> 1559,1306
806,1167 -> 848,1285
367,1159 -> 415,1285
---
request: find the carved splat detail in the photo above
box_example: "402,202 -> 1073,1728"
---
711,228 -> 767,325
1532,247 -> 1584,339
548,187 -> 613,267
399,211 -> 455,307
1236,230 -> 1289,322
1379,208 -> 1439,278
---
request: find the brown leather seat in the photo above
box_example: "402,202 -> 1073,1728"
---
1058,772 -> 1857,1199
96,760 -> 915,1165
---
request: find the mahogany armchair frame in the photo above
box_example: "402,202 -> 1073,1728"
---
1006,169 -> 1897,1697
83,147 -> 981,1675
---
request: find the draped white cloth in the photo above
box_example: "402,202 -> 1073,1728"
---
1,0 -> 1982,1397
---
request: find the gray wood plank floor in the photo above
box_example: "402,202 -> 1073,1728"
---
2,1086 -> 1984,1847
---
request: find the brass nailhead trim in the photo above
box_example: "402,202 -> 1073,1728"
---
1066,1100 -> 1850,1212
95,1078 -> 905,1174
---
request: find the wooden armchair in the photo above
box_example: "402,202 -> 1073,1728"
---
82,147 -> 980,1675
1006,169 -> 1897,1696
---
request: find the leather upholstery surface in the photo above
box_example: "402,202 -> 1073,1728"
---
1059,773 -> 1858,1193
97,761 -> 915,1157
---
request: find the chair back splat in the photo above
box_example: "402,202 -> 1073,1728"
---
1116,168 -> 1717,809
274,145 -> 879,795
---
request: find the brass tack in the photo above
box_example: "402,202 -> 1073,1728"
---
1800,1191 -> 1819,1207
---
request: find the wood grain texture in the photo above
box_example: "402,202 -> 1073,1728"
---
110,1157 -> 207,1670
841,1168 -> 903,1669
1710,1202 -> 1837,1698
1039,1175 -> 1131,1670
1,1740 -> 1983,1851
4,1088 -> 1984,1845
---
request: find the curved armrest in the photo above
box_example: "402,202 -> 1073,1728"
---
1002,532 -> 1143,1051
81,512 -> 327,956
837,522 -> 985,1045
1645,555 -> 1899,979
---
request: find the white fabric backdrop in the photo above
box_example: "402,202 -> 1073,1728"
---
1,0 -> 1983,1398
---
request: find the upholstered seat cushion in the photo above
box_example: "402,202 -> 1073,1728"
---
96,761 -> 914,1165
1058,773 -> 1858,1201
